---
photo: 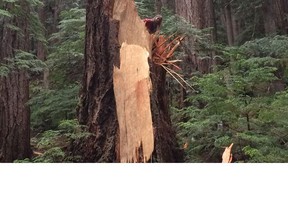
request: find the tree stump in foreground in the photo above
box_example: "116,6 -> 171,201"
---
73,0 -> 183,162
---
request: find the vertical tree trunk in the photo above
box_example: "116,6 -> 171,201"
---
274,0 -> 288,34
52,0 -> 62,33
156,0 -> 175,13
0,1 -> 32,162
262,0 -> 277,35
175,0 -> 216,73
175,0 -> 215,29
37,3 -> 49,89
220,0 -> 242,46
0,72 -> 31,162
73,0 -> 183,162
173,0 -> 218,140
74,0 -> 119,162
232,14 -> 240,43
155,0 -> 162,14
162,0 -> 175,11
262,0 -> 288,35
150,65 -> 183,162
224,3 -> 235,46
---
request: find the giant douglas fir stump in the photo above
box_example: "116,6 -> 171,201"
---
74,0 -> 183,162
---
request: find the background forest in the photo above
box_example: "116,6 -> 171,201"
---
1,0 -> 288,163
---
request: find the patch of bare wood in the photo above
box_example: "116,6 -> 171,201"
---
222,143 -> 233,163
113,0 -> 154,163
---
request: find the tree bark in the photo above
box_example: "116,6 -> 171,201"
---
73,0 -> 119,162
37,3 -> 49,89
155,0 -> 162,14
263,0 -> 277,35
224,3 -> 235,46
175,0 -> 216,73
150,65 -> 184,162
73,0 -> 183,162
175,0 -> 215,29
0,1 -> 32,162
0,73 -> 31,162
156,0 -> 175,13
262,0 -> 288,35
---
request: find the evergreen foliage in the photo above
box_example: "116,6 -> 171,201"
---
175,36 -> 288,162
0,0 -> 46,76
29,3 -> 85,130
29,84 -> 79,130
47,6 -> 85,87
3,50 -> 47,74
15,119 -> 88,163
25,2 -> 85,161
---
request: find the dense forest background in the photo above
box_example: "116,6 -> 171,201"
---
1,0 -> 288,162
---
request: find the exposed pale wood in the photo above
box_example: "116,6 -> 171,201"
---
113,0 -> 154,162
75,0 -> 183,162
222,143 -> 233,163
33,151 -> 44,156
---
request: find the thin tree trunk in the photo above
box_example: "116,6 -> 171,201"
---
232,14 -> 240,43
37,4 -> 49,89
155,0 -> 162,14
52,0 -> 61,33
224,3 -> 234,46
263,0 -> 277,35
156,0 -> 175,13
